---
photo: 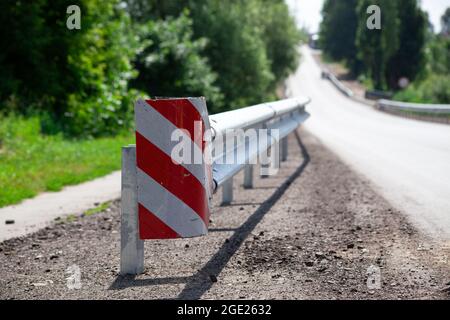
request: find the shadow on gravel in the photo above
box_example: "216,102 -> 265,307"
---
209,228 -> 238,233
108,131 -> 310,298
219,202 -> 263,207
249,186 -> 284,190
177,131 -> 310,299
110,275 -> 193,289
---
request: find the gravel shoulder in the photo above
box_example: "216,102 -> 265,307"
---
1,128 -> 449,300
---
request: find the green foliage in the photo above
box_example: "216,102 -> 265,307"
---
0,0 -> 65,112
0,0 -> 301,206
62,0 -> 139,137
129,0 -> 301,111
442,7 -> 450,35
257,0 -> 302,88
84,201 -> 111,216
188,0 -> 275,111
386,0 -> 427,89
426,35 -> 450,75
417,75 -> 450,104
126,0 -> 182,21
356,0 -> 399,90
131,12 -> 223,112
394,11 -> 450,104
1,0 -> 300,135
394,74 -> 450,104
0,115 -> 133,207
0,0 -> 138,137
319,0 -> 361,74
319,0 -> 430,92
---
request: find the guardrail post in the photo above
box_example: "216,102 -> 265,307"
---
261,144 -> 280,178
272,141 -> 280,171
243,165 -> 253,189
281,136 -> 288,162
260,123 -> 270,179
261,158 -> 270,178
221,177 -> 233,205
120,145 -> 144,275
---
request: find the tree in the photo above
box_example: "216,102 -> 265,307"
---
441,7 -> 450,36
356,0 -> 399,89
386,0 -> 426,89
319,0 -> 361,74
61,0 -> 139,137
394,8 -> 450,104
0,0 -> 139,137
188,0 -> 275,111
126,0 -> 301,111
257,0 -> 301,89
0,0 -> 62,112
126,0 -> 182,21
1,0 -> 301,135
131,13 -> 223,111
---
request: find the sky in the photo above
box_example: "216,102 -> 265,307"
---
285,0 -> 450,33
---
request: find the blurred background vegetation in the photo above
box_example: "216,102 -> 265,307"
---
0,0 -> 302,206
319,0 -> 449,103
4,0 -> 445,207
0,0 -> 302,137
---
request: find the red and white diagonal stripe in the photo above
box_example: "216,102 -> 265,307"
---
135,98 -> 212,239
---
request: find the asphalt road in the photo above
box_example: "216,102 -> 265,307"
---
287,46 -> 450,240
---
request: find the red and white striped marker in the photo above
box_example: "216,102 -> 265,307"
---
134,98 -> 212,239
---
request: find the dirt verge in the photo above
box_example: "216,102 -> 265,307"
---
1,129 -> 449,299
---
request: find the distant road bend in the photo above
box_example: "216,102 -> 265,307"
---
288,46 -> 450,240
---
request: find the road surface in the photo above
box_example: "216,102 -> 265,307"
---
287,46 -> 450,240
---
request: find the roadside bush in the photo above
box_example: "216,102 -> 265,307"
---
257,0 -> 302,90
130,12 -> 223,113
59,0 -> 139,137
0,0 -> 138,137
188,0 -> 275,111
1,0 -> 301,135
127,0 -> 301,111
418,75 -> 450,104
393,87 -> 423,103
394,74 -> 450,104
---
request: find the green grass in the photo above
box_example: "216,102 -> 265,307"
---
0,115 -> 134,208
54,201 -> 112,225
84,201 -> 111,216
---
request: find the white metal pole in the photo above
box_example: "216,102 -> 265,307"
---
281,136 -> 288,162
120,145 -> 144,275
221,177 -> 233,205
272,141 -> 280,172
260,123 -> 269,179
243,164 -> 253,189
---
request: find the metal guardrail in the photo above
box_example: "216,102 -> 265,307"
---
377,99 -> 450,114
365,90 -> 393,101
321,71 -> 354,97
322,69 -> 450,119
120,97 -> 311,274
210,97 -> 310,194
